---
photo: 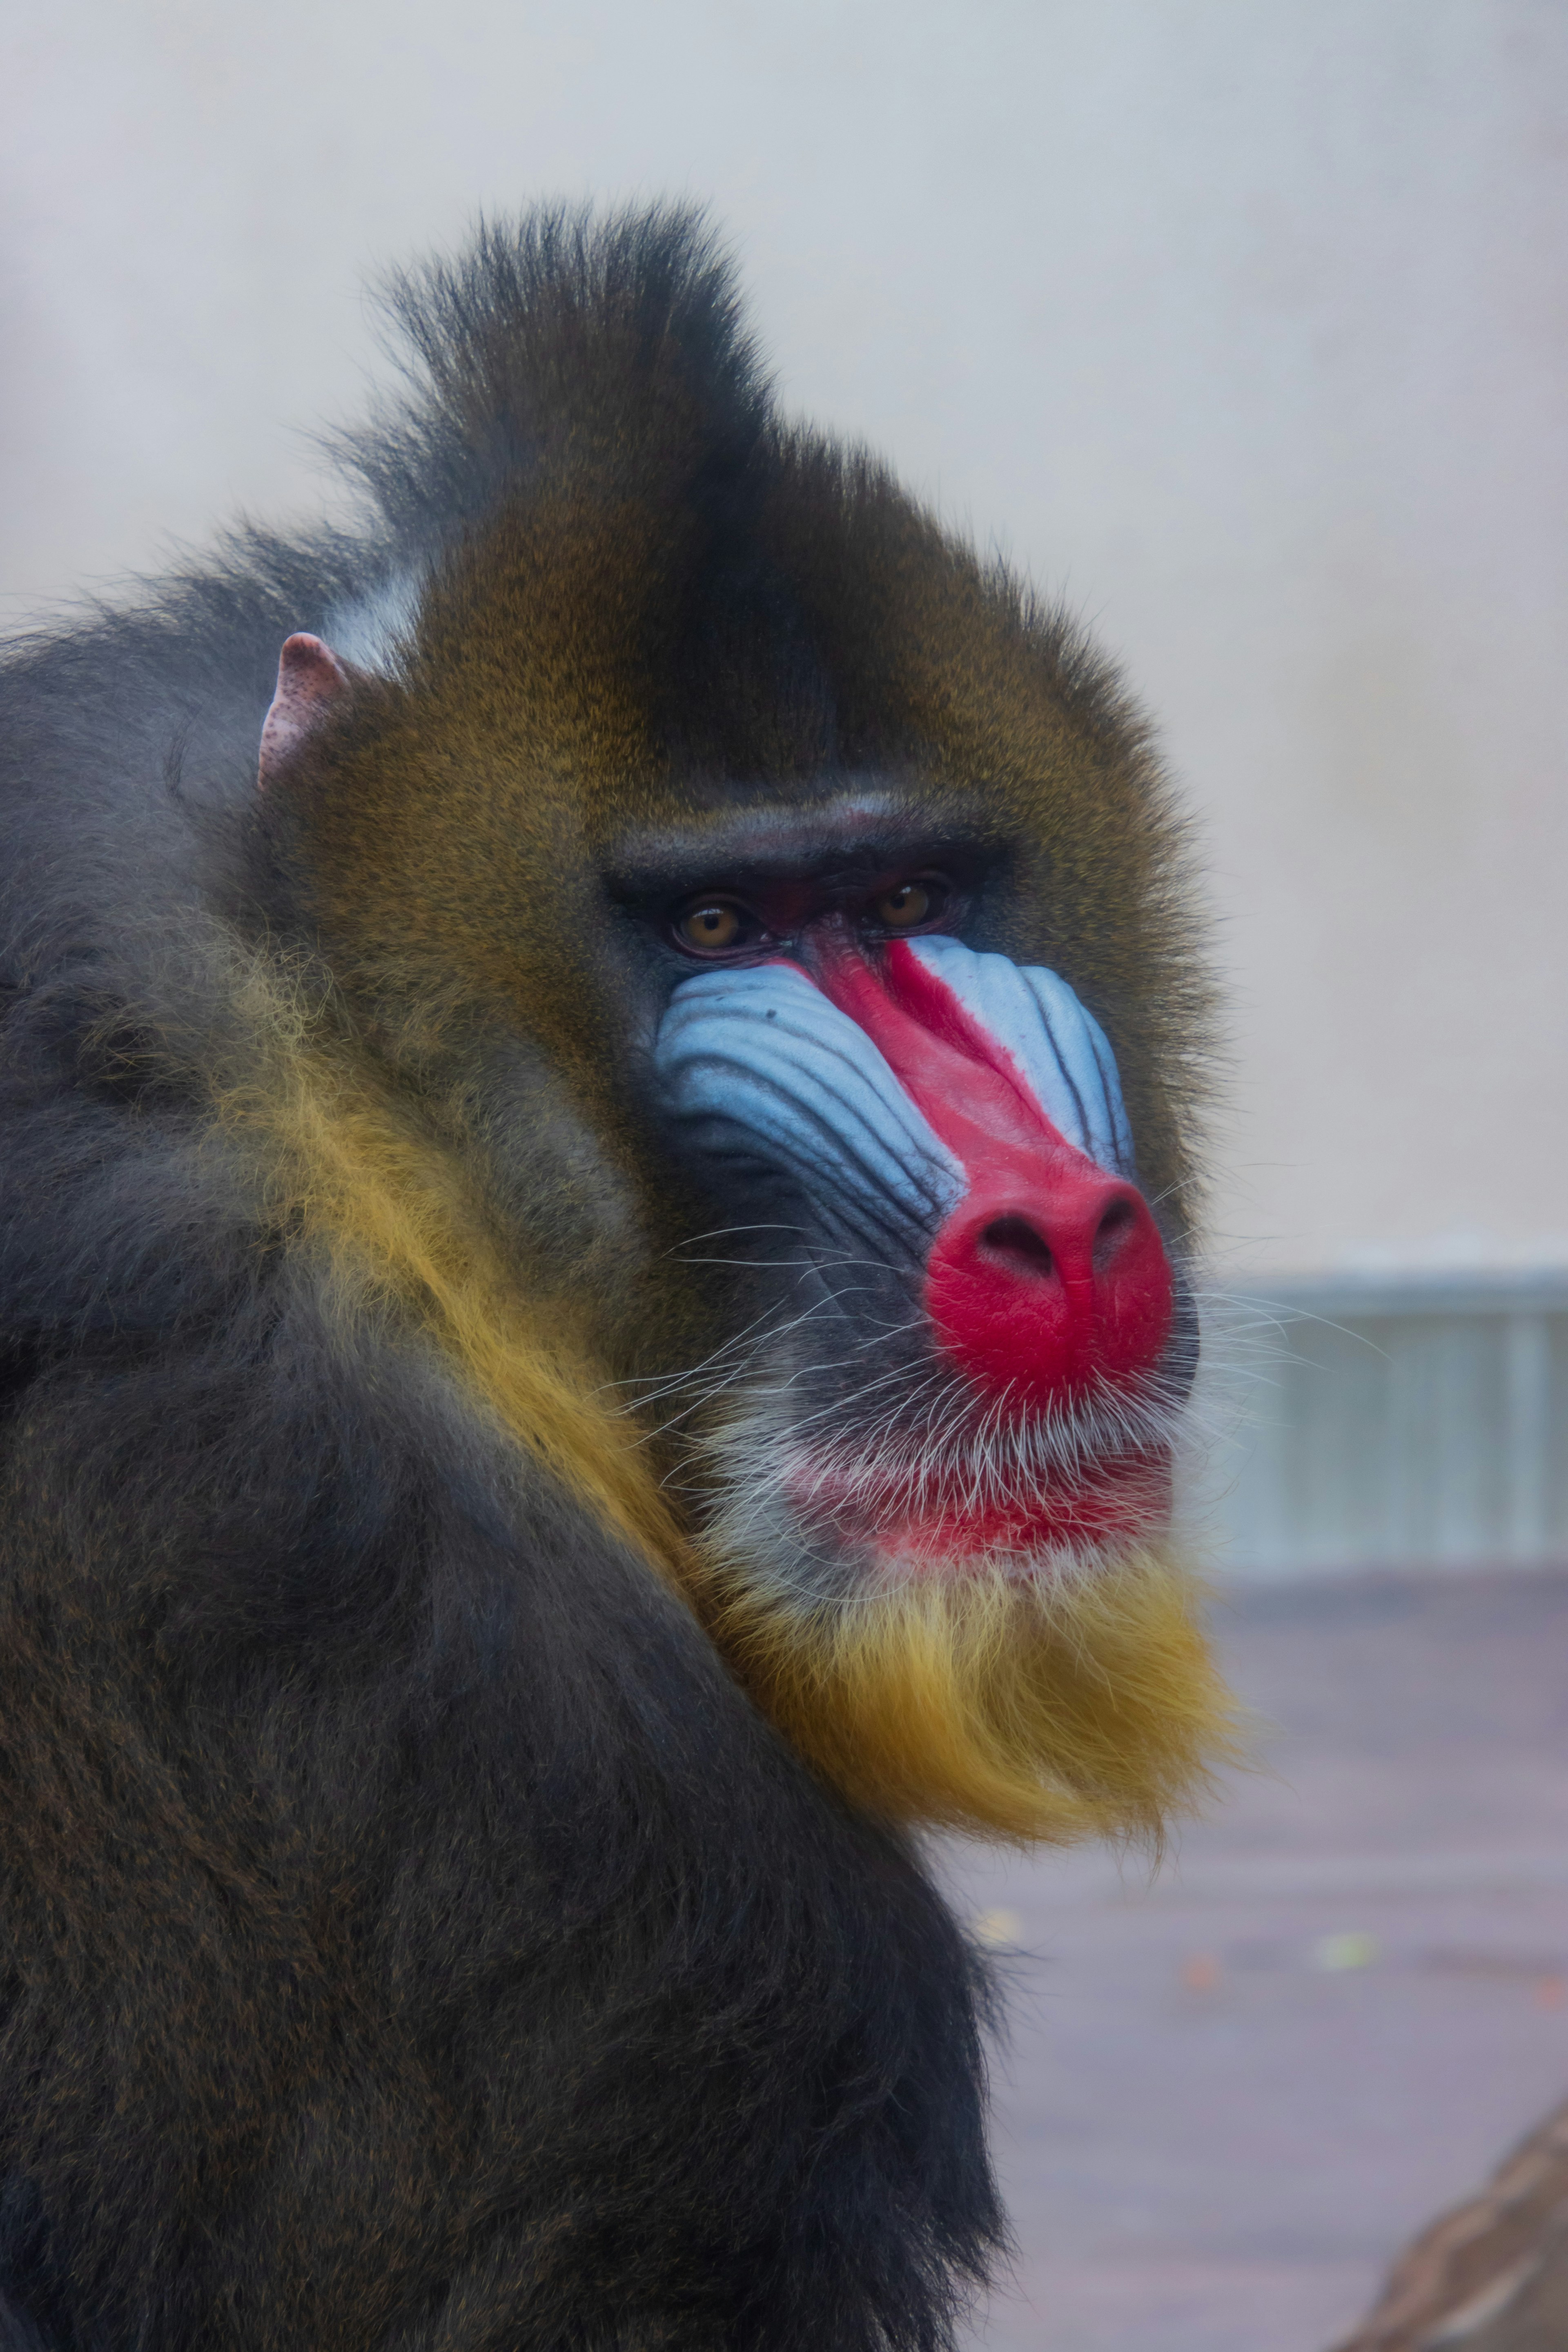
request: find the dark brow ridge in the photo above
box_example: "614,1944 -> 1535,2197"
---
601,799 -> 1003,904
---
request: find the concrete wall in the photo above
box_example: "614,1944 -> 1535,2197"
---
5,0 -> 1566,1284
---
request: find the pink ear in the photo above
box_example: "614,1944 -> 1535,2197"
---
258,634 -> 351,790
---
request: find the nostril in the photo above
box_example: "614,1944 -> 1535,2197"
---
1092,1196 -> 1138,1274
978,1214 -> 1056,1279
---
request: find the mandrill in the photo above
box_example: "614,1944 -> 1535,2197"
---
0,206 -> 1233,2350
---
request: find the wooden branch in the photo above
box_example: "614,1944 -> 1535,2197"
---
1331,2099 -> 1568,2351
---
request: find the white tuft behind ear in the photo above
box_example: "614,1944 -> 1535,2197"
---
321,566 -> 426,678
258,633 -> 350,789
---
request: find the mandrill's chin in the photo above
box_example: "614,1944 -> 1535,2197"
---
692,1539 -> 1243,1847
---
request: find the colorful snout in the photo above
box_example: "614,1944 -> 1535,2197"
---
655,935 -> 1174,1410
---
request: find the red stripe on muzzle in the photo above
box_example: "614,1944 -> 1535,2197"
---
811,940 -> 1174,1408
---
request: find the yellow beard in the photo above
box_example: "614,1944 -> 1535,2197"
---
693,1544 -> 1242,1846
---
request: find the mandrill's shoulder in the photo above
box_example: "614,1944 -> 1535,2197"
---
0,528 -> 390,1349
0,578 -> 283,1377
0,537 -> 353,958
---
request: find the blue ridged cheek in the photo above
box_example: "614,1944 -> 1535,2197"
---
653,964 -> 965,1252
904,937 -> 1136,1179
652,949 -> 1138,1252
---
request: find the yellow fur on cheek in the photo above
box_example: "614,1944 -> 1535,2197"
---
694,1550 -> 1243,1846
212,962 -> 690,1586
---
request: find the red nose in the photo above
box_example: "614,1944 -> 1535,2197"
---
809,937 -> 1174,1408
923,1145 -> 1174,1405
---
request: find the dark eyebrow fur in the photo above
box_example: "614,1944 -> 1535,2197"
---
601,794 -> 1002,904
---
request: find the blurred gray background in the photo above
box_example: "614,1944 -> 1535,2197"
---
5,5 -> 1568,2346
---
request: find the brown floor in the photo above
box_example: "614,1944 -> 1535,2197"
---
943,1568 -> 1568,2352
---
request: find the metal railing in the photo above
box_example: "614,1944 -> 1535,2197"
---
1192,1272 -> 1568,1578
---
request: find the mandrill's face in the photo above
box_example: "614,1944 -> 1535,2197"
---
640,801 -> 1189,1591
603,789 -> 1231,1843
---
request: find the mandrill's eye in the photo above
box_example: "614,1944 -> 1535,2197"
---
872,878 -> 947,932
675,899 -> 750,953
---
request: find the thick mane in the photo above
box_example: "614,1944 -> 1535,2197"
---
337,203 -> 772,549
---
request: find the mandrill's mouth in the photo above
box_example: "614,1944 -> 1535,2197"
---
777,1367 -> 1183,1581
786,1441 -> 1173,1579
697,1358 -> 1189,1607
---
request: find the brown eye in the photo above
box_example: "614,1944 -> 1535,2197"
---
874,880 -> 937,931
677,900 -> 744,952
